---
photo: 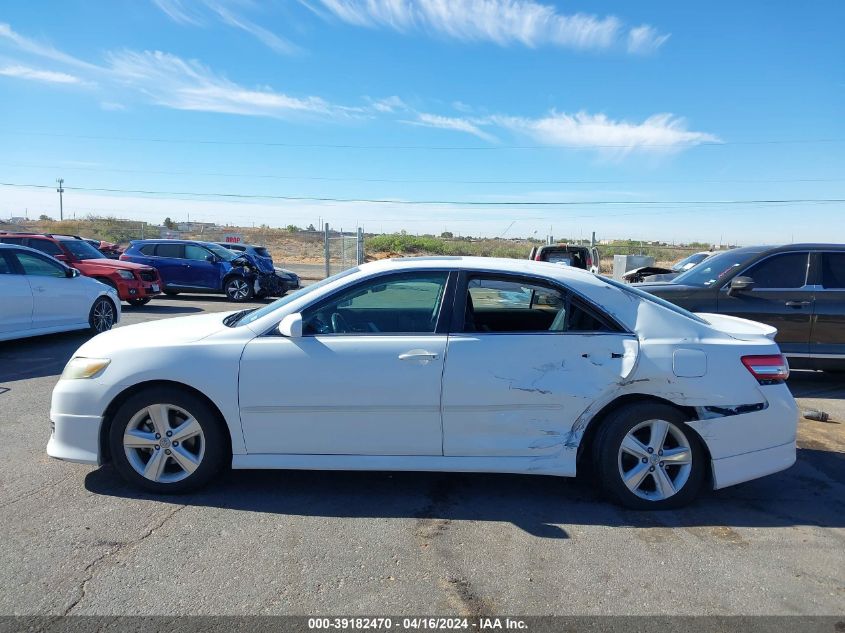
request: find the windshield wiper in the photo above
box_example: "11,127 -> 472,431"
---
223,308 -> 256,327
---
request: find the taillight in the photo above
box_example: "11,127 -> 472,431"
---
586,255 -> 593,267
741,354 -> 789,383
535,254 -> 542,261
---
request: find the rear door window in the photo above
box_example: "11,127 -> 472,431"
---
463,275 -> 615,333
744,252 -> 809,289
25,238 -> 63,256
139,244 -> 157,256
155,243 -> 183,258
821,253 -> 845,289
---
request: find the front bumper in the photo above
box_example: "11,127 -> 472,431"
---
47,377 -> 110,465
687,383 -> 798,489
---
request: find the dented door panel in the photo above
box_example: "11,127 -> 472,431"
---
441,333 -> 639,460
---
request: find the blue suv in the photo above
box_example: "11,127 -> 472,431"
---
121,240 -> 276,302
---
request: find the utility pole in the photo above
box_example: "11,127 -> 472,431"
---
56,178 -> 64,221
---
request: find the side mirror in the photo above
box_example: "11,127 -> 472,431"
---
278,313 -> 303,338
66,267 -> 80,278
206,254 -> 216,263
728,276 -> 755,295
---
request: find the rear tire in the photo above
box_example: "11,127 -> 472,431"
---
224,276 -> 254,302
108,387 -> 227,494
88,297 -> 116,334
594,402 -> 705,510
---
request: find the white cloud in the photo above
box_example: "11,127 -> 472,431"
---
627,25 -> 670,55
105,49 -> 349,118
409,112 -> 498,142
368,95 -> 408,113
491,111 -> 719,154
151,0 -> 204,26
0,22 -> 98,70
0,64 -> 83,84
100,101 -> 127,111
152,0 -> 299,55
302,0 -> 667,53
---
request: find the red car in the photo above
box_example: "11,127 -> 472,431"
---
0,232 -> 161,306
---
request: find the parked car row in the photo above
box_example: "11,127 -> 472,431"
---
0,232 -> 300,308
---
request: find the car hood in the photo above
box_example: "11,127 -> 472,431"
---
80,258 -> 150,270
74,312 -> 233,357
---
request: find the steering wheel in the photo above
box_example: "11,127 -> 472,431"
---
331,312 -> 351,334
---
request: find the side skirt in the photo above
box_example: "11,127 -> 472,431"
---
231,454 -> 574,477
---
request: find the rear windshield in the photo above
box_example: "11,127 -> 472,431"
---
602,277 -> 709,325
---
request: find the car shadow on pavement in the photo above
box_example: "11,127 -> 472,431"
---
0,331 -> 93,382
161,294 -> 275,305
123,305 -> 205,315
85,446 -> 844,538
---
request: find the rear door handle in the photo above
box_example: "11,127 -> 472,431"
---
398,351 -> 439,361
785,300 -> 811,308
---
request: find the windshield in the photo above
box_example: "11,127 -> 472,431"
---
253,247 -> 270,258
234,267 -> 360,327
673,249 -> 760,287
62,239 -> 106,259
205,243 -> 239,261
670,252 -> 708,272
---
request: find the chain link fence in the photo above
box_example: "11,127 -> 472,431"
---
324,225 -> 364,277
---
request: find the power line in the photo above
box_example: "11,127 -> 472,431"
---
1,160 -> 843,186
2,181 -> 843,207
3,130 -> 845,150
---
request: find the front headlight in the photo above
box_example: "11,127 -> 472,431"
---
116,270 -> 135,280
61,357 -> 111,380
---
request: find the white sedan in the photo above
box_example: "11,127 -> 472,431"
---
48,257 -> 797,509
0,243 -> 119,342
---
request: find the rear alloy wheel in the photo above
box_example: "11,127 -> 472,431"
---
127,297 -> 151,307
595,402 -> 705,510
224,277 -> 253,302
88,297 -> 116,334
109,388 -> 227,493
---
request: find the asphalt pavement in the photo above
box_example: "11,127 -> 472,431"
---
0,295 -> 843,616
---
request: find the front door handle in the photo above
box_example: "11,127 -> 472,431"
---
785,300 -> 811,308
398,350 -> 439,361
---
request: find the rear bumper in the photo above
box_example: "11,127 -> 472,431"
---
710,441 -> 796,489
687,383 -> 798,489
115,278 -> 161,301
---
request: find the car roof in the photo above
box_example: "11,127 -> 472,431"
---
360,256 -> 608,289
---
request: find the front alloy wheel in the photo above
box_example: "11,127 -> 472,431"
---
89,297 -> 115,333
224,277 -> 253,302
594,402 -> 704,509
109,388 -> 227,493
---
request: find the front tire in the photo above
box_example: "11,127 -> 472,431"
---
108,387 -> 227,494
594,402 -> 705,510
224,276 -> 253,302
127,297 -> 151,307
88,297 -> 116,334
163,289 -> 180,296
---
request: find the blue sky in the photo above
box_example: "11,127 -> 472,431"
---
1,0 -> 843,243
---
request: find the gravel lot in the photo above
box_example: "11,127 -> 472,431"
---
0,295 -> 843,616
